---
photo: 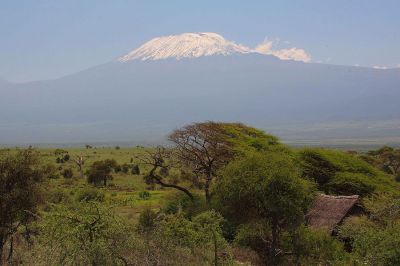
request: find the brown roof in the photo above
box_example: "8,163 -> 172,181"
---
306,194 -> 360,232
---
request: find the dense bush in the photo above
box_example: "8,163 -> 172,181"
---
298,148 -> 399,196
325,172 -> 376,196
37,202 -> 134,265
339,193 -> 400,265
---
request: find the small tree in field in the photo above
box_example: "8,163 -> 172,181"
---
87,159 -> 118,186
0,149 -> 44,263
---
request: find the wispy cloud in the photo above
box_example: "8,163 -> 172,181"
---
373,65 -> 389,70
254,39 -> 311,63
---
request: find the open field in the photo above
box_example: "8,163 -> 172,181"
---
0,146 -> 191,223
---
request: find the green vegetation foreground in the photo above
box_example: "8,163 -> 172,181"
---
1,122 -> 400,265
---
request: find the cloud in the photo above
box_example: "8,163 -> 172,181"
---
373,65 -> 389,70
254,39 -> 311,63
373,64 -> 400,70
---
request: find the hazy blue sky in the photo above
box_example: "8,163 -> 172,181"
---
1,0 -> 399,82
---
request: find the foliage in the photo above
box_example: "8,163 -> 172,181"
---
339,193 -> 400,265
137,208 -> 157,233
298,148 -> 398,196
155,210 -> 231,264
283,225 -> 349,265
0,149 -> 44,262
214,151 -> 315,263
161,193 -> 206,218
37,201 -> 134,265
325,172 -> 376,196
363,146 -> 400,176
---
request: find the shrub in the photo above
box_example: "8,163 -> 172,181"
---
87,159 -> 118,186
63,154 -> 70,161
48,189 -> 71,204
76,188 -> 105,202
62,168 -> 74,179
121,163 -> 129,174
131,164 -> 140,175
114,164 -> 122,173
38,202 -> 134,265
161,193 -> 206,218
283,225 -> 349,265
138,190 -> 151,200
137,208 -> 157,233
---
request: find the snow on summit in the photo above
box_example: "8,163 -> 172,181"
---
118,32 -> 252,62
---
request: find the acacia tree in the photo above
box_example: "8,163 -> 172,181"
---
137,147 -> 194,200
214,151 -> 314,265
168,122 -> 235,204
168,122 -> 282,204
0,149 -> 44,263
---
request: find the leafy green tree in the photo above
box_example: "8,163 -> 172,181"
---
38,202 -> 134,266
87,159 -> 118,186
214,151 -> 314,264
0,149 -> 44,262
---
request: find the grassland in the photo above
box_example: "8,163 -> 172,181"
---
6,146 -> 185,223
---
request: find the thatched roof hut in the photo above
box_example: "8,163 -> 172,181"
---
306,194 -> 361,233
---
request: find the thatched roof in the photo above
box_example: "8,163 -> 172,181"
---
306,194 -> 360,232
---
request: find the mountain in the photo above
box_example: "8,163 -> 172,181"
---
119,32 -> 251,61
1,33 -> 399,146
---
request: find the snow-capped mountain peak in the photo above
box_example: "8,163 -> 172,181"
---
118,32 -> 252,62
